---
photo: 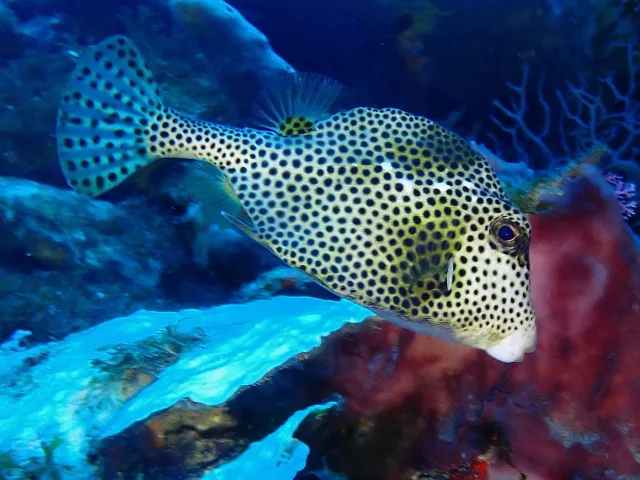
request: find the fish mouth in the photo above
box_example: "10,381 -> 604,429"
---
484,327 -> 536,363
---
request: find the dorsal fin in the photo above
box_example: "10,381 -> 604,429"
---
251,71 -> 342,136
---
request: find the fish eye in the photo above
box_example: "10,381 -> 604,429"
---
491,219 -> 520,248
498,225 -> 516,242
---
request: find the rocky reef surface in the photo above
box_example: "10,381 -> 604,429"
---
0,177 -> 185,343
0,0 -> 637,178
0,296 -> 366,479
0,175 -> 329,345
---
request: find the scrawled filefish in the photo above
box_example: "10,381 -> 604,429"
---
56,36 -> 536,362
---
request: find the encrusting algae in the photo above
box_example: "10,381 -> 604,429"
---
55,35 -> 537,363
502,143 -> 610,214
85,323 -> 206,406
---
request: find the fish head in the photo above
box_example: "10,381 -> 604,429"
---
447,190 -> 536,362
328,110 -> 538,363
371,180 -> 536,363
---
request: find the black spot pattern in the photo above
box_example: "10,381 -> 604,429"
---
57,36 -> 269,196
56,36 -> 163,195
226,107 -> 535,350
279,116 -> 315,136
56,36 -> 535,352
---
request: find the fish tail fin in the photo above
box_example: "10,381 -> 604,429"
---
251,71 -> 342,136
56,35 -> 169,196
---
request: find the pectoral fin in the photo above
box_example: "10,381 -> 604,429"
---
221,211 -> 272,250
405,258 -> 455,295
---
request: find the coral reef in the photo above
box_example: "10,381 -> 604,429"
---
0,434 -> 66,480
0,177 -> 188,343
0,175 -> 310,345
2,1 -> 640,479
0,43 -> 73,179
232,266 -> 320,303
94,358 -> 334,480
171,0 -> 294,107
0,0 -> 628,184
0,296 -> 368,479
496,144 -> 609,214
604,171 -> 637,219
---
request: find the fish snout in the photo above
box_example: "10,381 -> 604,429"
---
484,323 -> 536,363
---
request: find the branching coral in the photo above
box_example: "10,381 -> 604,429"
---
490,64 -> 554,163
490,40 -> 640,166
603,171 -> 637,218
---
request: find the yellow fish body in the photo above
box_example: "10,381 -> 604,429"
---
56,36 -> 536,362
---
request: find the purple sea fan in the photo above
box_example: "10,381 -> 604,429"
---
604,172 -> 637,219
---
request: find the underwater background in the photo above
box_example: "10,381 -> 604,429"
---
1,0 -> 640,478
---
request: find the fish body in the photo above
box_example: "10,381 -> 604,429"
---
56,36 -> 536,362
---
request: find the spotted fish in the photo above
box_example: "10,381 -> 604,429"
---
56,36 -> 537,362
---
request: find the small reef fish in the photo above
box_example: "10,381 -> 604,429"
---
55,36 -> 536,362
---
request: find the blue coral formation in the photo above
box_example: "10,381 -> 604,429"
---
1,0 -> 640,479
